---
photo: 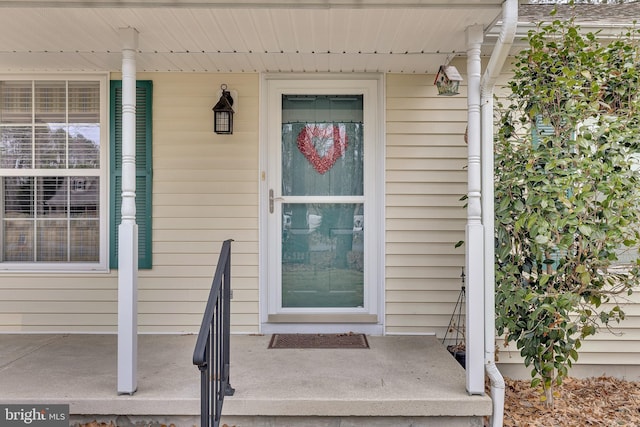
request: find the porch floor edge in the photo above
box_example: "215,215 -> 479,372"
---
0,334 -> 492,419
223,335 -> 491,418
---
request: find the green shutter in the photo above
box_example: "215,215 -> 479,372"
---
532,114 -> 569,270
532,114 -> 555,148
110,80 -> 153,269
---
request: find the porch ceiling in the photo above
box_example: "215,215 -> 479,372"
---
0,0 -> 504,73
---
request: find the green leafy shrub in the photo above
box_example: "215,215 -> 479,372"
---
494,13 -> 640,406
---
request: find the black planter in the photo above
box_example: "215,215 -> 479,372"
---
443,270 -> 467,370
447,346 -> 466,369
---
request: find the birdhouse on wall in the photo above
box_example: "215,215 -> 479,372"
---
434,65 -> 463,96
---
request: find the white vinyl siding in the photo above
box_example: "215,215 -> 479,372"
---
384,72 -> 467,336
141,72 -> 260,334
0,70 -> 639,375
0,72 -> 260,333
499,295 -> 640,368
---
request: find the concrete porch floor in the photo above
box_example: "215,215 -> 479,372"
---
0,334 -> 492,426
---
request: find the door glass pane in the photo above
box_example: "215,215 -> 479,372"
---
282,95 -> 363,197
282,203 -> 364,308
280,94 -> 365,309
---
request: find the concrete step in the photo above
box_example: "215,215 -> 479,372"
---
220,415 -> 485,427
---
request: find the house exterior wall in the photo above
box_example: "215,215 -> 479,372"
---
138,72 -> 261,334
384,73 -> 467,335
0,72 -> 261,333
0,72 -> 467,336
0,70 -> 638,375
498,288 -> 640,374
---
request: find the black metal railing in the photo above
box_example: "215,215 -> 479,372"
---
193,239 -> 235,427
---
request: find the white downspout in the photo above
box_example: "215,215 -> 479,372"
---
481,1 -> 518,426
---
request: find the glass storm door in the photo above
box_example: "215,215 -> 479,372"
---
265,78 -> 380,322
279,94 -> 364,308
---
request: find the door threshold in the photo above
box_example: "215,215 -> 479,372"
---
268,313 -> 377,323
261,322 -> 384,335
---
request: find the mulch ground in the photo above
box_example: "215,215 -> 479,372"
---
502,376 -> 640,427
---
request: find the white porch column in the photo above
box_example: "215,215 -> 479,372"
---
117,26 -> 139,395
465,24 -> 485,395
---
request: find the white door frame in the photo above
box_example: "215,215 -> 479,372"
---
259,73 -> 385,335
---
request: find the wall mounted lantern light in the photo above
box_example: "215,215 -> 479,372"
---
434,65 -> 463,96
213,84 -> 235,134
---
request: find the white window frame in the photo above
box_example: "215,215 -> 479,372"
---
0,74 -> 109,273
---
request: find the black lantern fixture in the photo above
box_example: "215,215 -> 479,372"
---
213,84 -> 234,134
434,65 -> 463,96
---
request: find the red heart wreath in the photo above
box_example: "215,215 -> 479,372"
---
296,124 -> 348,175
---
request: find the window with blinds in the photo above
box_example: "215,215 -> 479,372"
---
0,77 -> 106,269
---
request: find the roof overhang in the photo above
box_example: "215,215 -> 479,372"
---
0,0 -> 505,73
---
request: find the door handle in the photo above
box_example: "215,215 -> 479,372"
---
269,189 -> 284,213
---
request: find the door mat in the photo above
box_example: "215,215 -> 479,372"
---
268,333 -> 369,349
